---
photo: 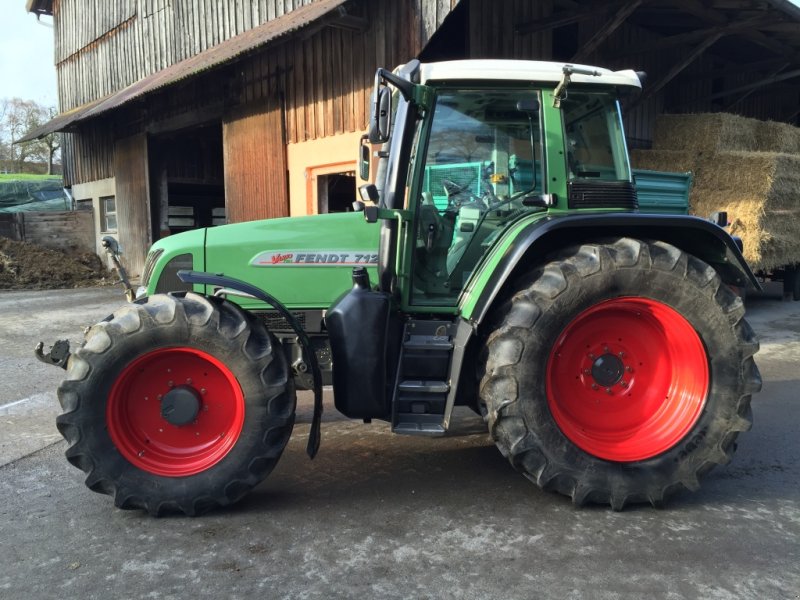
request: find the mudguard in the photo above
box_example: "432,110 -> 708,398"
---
466,212 -> 760,325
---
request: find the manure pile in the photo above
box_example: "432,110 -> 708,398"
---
0,238 -> 111,290
631,113 -> 800,271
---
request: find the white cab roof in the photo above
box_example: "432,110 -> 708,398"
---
417,60 -> 642,89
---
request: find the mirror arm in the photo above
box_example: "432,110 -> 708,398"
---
375,68 -> 414,102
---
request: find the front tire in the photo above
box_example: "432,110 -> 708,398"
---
481,238 -> 761,509
57,293 -> 295,516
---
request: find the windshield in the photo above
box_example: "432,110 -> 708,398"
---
562,91 -> 631,181
410,88 -> 545,305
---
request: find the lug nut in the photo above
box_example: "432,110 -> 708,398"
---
591,383 -> 598,390
605,387 -> 612,394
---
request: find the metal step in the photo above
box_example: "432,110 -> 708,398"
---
392,320 -> 456,436
403,335 -> 454,351
393,419 -> 446,436
398,380 -> 450,394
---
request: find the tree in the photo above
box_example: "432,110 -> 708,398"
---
0,98 -> 60,174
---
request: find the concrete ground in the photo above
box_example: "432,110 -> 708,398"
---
0,286 -> 798,599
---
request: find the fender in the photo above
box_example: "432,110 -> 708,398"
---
177,270 -> 323,459
466,212 -> 760,325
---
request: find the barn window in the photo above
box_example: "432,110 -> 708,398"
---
100,196 -> 117,232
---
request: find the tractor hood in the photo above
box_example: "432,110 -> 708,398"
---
145,211 -> 380,310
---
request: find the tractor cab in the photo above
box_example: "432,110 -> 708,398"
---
356,60 -> 642,309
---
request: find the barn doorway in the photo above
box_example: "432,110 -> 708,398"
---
148,124 -> 225,240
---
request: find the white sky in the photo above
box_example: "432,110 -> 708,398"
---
0,4 -> 57,107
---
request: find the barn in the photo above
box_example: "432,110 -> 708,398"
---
21,0 -> 800,276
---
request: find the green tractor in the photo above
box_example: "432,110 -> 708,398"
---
46,59 -> 761,515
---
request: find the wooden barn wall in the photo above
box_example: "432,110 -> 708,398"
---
59,0 -> 460,190
53,0 -> 318,112
62,122 -> 115,187
233,0 -> 460,146
467,0 -> 553,59
222,99 -> 288,222
113,134 -> 152,276
716,71 -> 800,123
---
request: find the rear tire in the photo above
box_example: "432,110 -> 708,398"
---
481,238 -> 761,509
57,293 -> 295,516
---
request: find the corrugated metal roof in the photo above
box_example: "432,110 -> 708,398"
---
19,0 -> 349,143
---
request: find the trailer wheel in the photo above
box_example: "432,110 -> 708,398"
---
481,238 -> 760,509
56,293 -> 295,516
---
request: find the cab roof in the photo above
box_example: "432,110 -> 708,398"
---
418,60 -> 642,89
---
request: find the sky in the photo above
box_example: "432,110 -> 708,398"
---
0,4 -> 58,107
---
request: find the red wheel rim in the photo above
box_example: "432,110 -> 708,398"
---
107,347 -> 245,477
546,297 -> 708,462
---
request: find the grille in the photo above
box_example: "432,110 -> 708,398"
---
258,311 -> 307,332
567,181 -> 638,210
140,249 -> 163,288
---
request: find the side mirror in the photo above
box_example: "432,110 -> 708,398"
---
369,86 -> 392,144
359,134 -> 371,181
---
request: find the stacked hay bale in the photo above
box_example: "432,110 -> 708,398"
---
630,113 -> 800,271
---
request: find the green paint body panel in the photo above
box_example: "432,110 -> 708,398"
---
146,211 -> 380,310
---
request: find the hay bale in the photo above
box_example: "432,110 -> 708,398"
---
653,113 -> 800,155
687,155 -> 800,270
629,149 -> 698,173
652,113 -> 761,153
631,149 -> 800,270
755,120 -> 800,154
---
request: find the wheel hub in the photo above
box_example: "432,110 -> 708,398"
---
161,385 -> 201,426
591,353 -> 624,387
546,297 -> 709,462
107,347 -> 246,477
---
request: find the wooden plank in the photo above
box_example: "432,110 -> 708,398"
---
294,39 -> 306,142
332,28 -> 344,135
223,99 -> 289,222
113,134 -> 152,277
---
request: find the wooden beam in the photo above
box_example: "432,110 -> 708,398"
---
672,67 -> 800,109
682,58 -> 788,82
706,68 -> 800,101
673,0 -> 800,63
722,63 -> 791,111
515,2 -> 626,35
606,16 -> 771,58
572,0 -> 644,62
628,32 -> 724,110
672,0 -> 726,25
